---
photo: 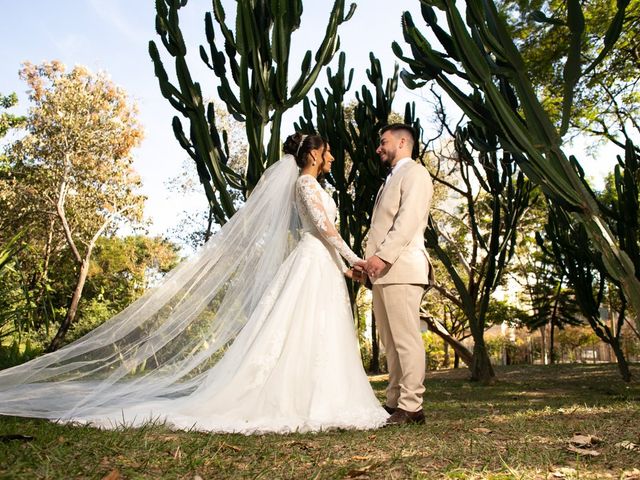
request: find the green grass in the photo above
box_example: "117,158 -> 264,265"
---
1,363 -> 639,479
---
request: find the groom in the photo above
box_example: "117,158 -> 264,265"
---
364,123 -> 434,426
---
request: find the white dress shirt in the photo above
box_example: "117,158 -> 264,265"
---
385,157 -> 413,185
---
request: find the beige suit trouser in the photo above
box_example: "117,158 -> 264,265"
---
373,283 -> 426,413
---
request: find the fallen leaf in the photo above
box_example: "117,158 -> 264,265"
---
547,472 -> 566,479
471,427 -> 492,434
566,444 -> 600,457
346,465 -> 373,478
220,441 -> 242,452
622,468 -> 640,480
557,407 -> 578,415
368,434 -> 377,441
286,440 -> 316,451
531,435 -> 553,445
547,467 -> 576,479
193,475 -> 204,480
615,441 -> 640,451
101,470 -> 121,480
569,434 -> 601,447
351,455 -> 371,461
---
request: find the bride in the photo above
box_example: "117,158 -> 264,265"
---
0,133 -> 389,434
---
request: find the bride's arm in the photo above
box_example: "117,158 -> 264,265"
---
296,175 -> 362,268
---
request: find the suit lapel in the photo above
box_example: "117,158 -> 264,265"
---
372,161 -> 414,223
373,183 -> 385,211
374,161 -> 412,211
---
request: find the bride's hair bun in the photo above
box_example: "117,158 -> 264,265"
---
283,132 -> 325,168
283,132 -> 306,157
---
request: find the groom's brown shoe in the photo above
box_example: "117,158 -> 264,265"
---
385,408 -> 425,426
383,405 -> 396,415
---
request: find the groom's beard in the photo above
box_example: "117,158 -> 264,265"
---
380,149 -> 396,173
382,147 -> 398,165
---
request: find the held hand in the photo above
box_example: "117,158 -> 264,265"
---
354,259 -> 367,270
364,255 -> 388,278
345,267 -> 367,283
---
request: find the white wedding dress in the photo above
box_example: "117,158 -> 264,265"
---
0,172 -> 388,434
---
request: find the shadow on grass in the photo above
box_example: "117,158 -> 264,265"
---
1,363 -> 639,479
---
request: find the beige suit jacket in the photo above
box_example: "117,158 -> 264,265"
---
365,160 -> 434,285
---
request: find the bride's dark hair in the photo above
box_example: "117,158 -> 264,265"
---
283,133 -> 326,168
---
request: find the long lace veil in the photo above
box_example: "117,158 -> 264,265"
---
0,154 -> 301,419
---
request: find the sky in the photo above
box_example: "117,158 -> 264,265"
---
1,1 -> 617,238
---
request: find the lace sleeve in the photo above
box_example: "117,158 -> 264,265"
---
296,175 -> 361,267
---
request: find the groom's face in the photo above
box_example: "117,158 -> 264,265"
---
376,131 -> 398,165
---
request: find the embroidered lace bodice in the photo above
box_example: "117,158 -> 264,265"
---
295,174 -> 361,267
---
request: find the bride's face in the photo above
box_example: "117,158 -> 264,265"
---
320,145 -> 334,174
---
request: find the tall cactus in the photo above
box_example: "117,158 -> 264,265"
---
394,0 -> 640,329
612,140 -> 640,279
296,52 -> 400,258
295,52 -> 415,372
150,0 -> 355,224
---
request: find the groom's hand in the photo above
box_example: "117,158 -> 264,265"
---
365,255 -> 388,278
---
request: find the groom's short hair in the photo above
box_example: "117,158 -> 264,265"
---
380,123 -> 417,148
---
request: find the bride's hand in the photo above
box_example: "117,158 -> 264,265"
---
345,267 -> 367,283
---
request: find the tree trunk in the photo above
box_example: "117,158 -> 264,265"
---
540,324 -> 547,365
549,280 -> 563,365
421,315 -> 473,367
443,341 -> 450,368
624,316 -> 640,342
611,340 -> 632,382
33,219 -> 56,312
46,255 -> 91,352
454,352 -> 460,368
370,311 -> 380,373
470,333 -> 495,384
549,320 -> 556,364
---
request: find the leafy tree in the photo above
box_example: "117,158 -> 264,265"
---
555,325 -> 600,363
85,236 -> 179,311
54,235 -> 179,344
0,234 -> 180,364
509,193 -> 582,363
498,0 -> 640,149
418,96 -> 534,383
8,61 -> 145,351
420,147 -> 476,370
0,232 -> 29,346
0,92 -> 26,139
